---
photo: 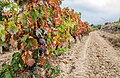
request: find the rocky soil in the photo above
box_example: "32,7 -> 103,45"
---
57,31 -> 120,78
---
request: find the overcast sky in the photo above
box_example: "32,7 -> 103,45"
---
61,0 -> 120,25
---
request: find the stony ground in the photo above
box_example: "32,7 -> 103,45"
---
99,31 -> 120,51
57,31 -> 120,78
0,52 -> 14,69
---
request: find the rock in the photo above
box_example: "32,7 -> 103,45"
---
115,42 -> 120,47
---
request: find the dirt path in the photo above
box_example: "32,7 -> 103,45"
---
58,31 -> 120,78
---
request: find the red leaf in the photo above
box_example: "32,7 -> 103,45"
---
45,12 -> 49,19
10,39 -> 15,45
54,17 -> 63,24
26,58 -> 35,67
41,60 -> 46,66
21,51 -> 35,66
49,0 -> 55,4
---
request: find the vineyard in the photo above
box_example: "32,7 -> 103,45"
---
1,0 -> 120,78
0,0 -> 90,78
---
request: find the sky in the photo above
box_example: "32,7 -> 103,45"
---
61,0 -> 120,25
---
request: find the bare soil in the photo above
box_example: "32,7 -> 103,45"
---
57,31 -> 120,78
0,52 -> 14,69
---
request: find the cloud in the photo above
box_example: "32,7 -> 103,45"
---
75,0 -> 120,14
61,0 -> 120,24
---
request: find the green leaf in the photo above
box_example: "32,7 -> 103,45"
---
50,76 -> 55,78
44,64 -> 51,70
53,31 -> 58,35
23,16 -> 27,26
1,35 -> 5,41
1,30 -> 7,34
26,38 -> 38,49
0,41 -> 6,46
5,71 -> 12,78
47,38 -> 51,43
1,30 -> 7,41
31,9 -> 39,22
7,21 -> 18,34
0,24 -> 7,41
21,35 -> 28,42
12,52 -> 20,59
13,63 -> 19,71
11,52 -> 20,64
0,24 -> 4,30
35,9 -> 39,18
2,63 -> 7,70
